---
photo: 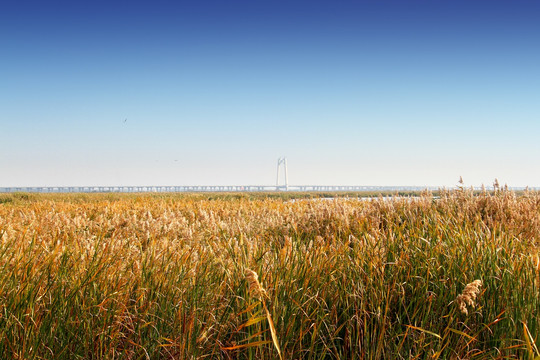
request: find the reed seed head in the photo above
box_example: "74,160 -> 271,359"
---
455,279 -> 482,315
279,236 -> 292,261
245,269 -> 267,300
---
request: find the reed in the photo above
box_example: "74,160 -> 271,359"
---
455,280 -> 482,315
0,189 -> 538,358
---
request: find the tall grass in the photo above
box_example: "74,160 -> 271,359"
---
0,189 -> 539,359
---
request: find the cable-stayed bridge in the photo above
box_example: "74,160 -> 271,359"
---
0,185 -> 438,193
3,159 -> 531,193
0,158 -> 439,193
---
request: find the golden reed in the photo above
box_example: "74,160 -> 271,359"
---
455,280 -> 482,315
244,269 -> 282,360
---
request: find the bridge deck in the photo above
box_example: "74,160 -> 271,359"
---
0,185 -> 440,193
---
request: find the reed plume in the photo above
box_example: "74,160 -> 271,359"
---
455,279 -> 482,315
279,236 -> 292,262
245,268 -> 267,300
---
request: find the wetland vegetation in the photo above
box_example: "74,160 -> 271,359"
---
0,189 -> 539,359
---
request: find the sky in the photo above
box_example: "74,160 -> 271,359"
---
1,0 -> 539,187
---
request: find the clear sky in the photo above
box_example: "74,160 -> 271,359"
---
1,0 -> 539,187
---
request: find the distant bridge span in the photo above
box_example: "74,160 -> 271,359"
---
0,185 -> 438,193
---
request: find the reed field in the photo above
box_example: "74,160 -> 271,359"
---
0,189 -> 539,359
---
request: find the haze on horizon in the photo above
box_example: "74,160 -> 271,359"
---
1,0 -> 539,188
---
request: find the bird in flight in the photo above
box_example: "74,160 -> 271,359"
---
124,118 -> 127,123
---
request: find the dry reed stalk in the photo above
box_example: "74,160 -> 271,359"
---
245,269 -> 283,360
455,280 -> 482,315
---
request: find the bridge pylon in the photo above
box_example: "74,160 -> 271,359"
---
276,157 -> 288,191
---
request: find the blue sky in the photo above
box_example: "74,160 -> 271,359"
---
1,0 -> 539,187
